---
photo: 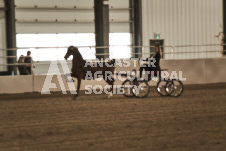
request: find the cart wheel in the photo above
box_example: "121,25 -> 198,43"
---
121,79 -> 134,97
166,79 -> 183,97
132,81 -> 150,98
156,80 -> 169,96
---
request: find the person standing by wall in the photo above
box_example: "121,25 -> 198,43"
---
215,32 -> 225,56
24,51 -> 32,75
17,55 -> 28,75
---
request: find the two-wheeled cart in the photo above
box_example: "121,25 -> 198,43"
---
121,69 -> 183,98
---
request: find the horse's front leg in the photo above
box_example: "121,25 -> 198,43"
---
73,78 -> 81,100
108,81 -> 114,99
106,78 -> 114,99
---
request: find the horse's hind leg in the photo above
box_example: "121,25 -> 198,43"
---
73,78 -> 81,100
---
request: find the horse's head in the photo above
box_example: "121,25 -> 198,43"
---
64,46 -> 78,60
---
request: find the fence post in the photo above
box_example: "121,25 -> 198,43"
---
171,46 -> 175,60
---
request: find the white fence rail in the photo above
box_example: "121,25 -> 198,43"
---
0,44 -> 225,75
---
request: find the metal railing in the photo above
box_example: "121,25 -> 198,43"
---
0,44 -> 225,75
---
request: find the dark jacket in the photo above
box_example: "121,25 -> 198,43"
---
24,56 -> 32,74
146,52 -> 161,71
18,65 -> 28,75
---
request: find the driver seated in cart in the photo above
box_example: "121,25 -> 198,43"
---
138,45 -> 162,81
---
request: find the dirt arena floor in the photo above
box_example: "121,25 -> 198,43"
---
0,83 -> 225,151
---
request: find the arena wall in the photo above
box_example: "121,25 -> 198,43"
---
142,0 -> 223,59
0,58 -> 226,94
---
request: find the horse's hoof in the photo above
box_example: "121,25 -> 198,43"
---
73,96 -> 77,100
107,93 -> 113,99
73,94 -> 78,100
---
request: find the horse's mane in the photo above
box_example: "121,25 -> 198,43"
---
70,46 -> 115,68
71,46 -> 84,62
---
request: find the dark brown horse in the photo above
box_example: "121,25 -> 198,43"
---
64,46 -> 116,99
